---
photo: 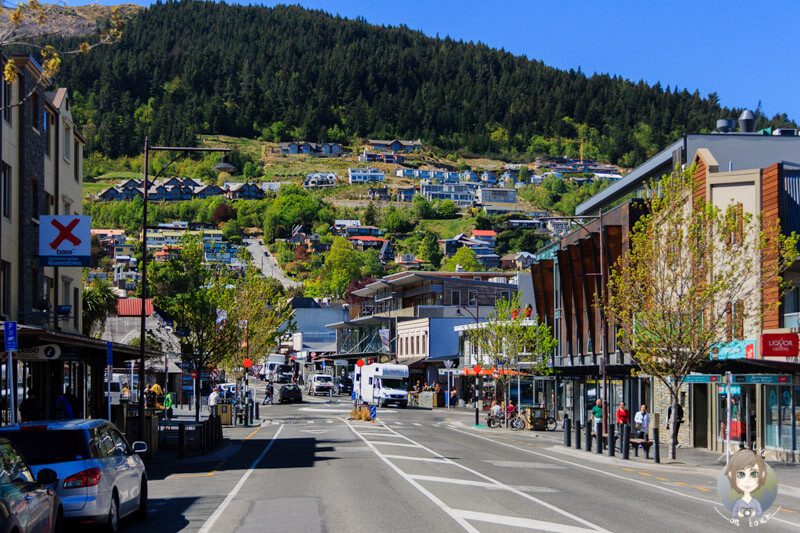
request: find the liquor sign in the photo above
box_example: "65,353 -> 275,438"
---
684,374 -> 722,384
760,333 -> 799,358
39,216 -> 91,266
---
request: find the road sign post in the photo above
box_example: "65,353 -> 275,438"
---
4,322 -> 17,424
107,342 -> 113,421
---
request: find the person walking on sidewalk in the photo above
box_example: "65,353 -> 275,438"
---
666,402 -> 685,448
616,401 -> 630,426
263,381 -> 274,405
590,399 -> 603,435
208,386 -> 220,416
634,404 -> 650,440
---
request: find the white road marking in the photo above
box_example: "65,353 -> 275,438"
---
446,426 -> 800,529
345,419 -> 610,533
342,418 -> 479,533
452,509 -> 598,533
413,423 -> 422,426
409,474 -> 499,489
198,425 -> 284,533
485,460 -> 565,469
368,441 -> 421,448
382,454 -> 450,464
357,432 -> 404,438
300,429 -> 329,434
306,420 -> 314,424
299,407 -> 398,414
326,419 -> 333,424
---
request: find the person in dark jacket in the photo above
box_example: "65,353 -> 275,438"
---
50,391 -> 74,420
19,391 -> 43,422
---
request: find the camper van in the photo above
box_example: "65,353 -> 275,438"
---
354,363 -> 409,407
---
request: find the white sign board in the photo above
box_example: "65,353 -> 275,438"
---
438,369 -> 459,375
15,344 -> 61,361
39,215 -> 91,266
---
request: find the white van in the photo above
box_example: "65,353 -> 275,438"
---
104,374 -> 129,405
354,363 -> 409,407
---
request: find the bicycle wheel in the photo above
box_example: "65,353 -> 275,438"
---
510,417 -> 524,431
546,417 -> 557,431
532,417 -> 547,431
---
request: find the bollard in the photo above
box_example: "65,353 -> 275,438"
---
475,407 -> 480,426
622,424 -> 630,460
653,426 -> 660,464
574,421 -> 581,449
255,402 -> 260,420
178,423 -> 186,458
585,420 -> 592,452
201,421 -> 208,454
216,416 -> 222,447
595,423 -> 603,454
564,417 -> 572,447
607,424 -> 615,457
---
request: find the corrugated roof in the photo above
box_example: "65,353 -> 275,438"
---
471,230 -> 497,237
348,236 -> 387,242
116,299 -> 154,317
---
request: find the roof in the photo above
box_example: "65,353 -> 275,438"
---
351,272 -> 516,298
471,230 -> 497,237
116,298 -> 154,317
288,297 -> 321,309
91,229 -> 125,236
348,236 -> 387,242
576,133 -> 800,215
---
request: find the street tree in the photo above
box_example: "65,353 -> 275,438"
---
465,294 -> 556,421
150,236 -> 238,420
444,247 -> 482,272
1,1 -> 122,90
82,277 -> 118,337
605,168 -> 798,460
417,231 -> 443,268
319,237 -> 363,298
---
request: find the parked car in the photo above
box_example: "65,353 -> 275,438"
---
278,384 -> 303,404
0,437 -> 61,532
308,375 -> 334,396
0,420 -> 148,533
335,376 -> 353,395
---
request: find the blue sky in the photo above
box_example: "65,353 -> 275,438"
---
73,1 -> 800,123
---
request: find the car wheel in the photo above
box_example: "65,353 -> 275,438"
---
104,493 -> 119,533
134,478 -> 148,521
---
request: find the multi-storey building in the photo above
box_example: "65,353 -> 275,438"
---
348,167 -> 385,184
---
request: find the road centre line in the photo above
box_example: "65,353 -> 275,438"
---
347,419 -> 610,533
445,426 -> 800,528
198,424 -> 284,533
451,509 -> 598,533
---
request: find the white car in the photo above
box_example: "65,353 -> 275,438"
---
0,420 -> 148,532
308,375 -> 334,396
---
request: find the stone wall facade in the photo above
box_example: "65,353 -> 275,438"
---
652,378 -> 691,445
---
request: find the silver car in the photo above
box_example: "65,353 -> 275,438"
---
0,420 -> 148,532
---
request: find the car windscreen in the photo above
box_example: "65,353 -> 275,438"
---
278,365 -> 293,373
1,429 -> 91,465
108,383 -> 121,392
281,385 -> 299,391
380,378 -> 405,389
316,376 -> 332,382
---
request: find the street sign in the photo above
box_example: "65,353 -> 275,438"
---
438,369 -> 459,375
321,361 -> 325,369
252,364 -> 263,375
684,374 -> 722,383
15,344 -> 61,361
107,341 -> 113,366
191,370 -> 198,379
731,374 -> 790,384
4,322 -> 17,351
444,360 -> 454,369
369,405 -> 377,419
38,215 -> 91,266
210,369 -> 219,380
243,358 -> 252,368
492,368 -> 499,378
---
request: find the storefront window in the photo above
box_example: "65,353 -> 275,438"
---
764,386 -> 779,448
780,385 -> 794,450
795,386 -> 800,451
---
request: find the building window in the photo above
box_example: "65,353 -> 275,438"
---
2,163 -> 9,219
31,92 -> 39,130
62,199 -> 71,216
73,139 -> 79,182
62,279 -> 71,307
73,287 -> 79,329
500,290 -> 511,302
468,290 -> 477,306
451,290 -> 461,306
44,110 -> 50,157
44,276 -> 52,306
0,261 -> 9,316
63,124 -> 72,162
2,78 -> 10,123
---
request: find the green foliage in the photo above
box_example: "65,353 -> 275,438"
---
82,278 -> 118,337
517,177 -> 611,215
383,207 -> 414,234
262,185 -> 331,240
443,247 -> 482,272
412,195 -> 436,220
495,227 -> 547,256
51,2 -> 785,164
417,231 -> 443,268
436,200 -> 459,219
363,202 -> 377,226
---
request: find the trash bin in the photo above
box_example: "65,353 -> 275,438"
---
110,400 -> 128,430
125,412 -> 159,457
217,400 -> 233,425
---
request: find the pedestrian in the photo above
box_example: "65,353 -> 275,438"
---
590,398 -> 603,435
208,386 -> 220,416
19,390 -> 43,422
64,386 -> 81,418
164,389 -> 173,420
616,401 -> 630,425
263,381 -> 274,405
666,402 -> 685,448
490,400 -> 501,418
634,404 -> 650,440
50,390 -> 74,420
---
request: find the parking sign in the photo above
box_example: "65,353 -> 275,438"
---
4,322 -> 17,351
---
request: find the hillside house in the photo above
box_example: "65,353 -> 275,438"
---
367,139 -> 422,152
367,186 -> 391,202
348,236 -> 387,252
343,225 -> 382,238
348,168 -> 385,184
420,183 -> 474,208
359,150 -> 404,164
470,229 -> 497,247
476,188 -> 517,204
226,182 -> 266,200
304,172 -> 338,189
277,141 -> 343,155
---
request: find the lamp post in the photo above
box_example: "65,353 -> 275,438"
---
538,210 -> 607,434
456,304 -> 481,408
138,137 -> 235,441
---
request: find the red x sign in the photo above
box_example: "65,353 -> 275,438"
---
49,218 -> 81,249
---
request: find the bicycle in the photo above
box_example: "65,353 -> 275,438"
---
545,416 -> 557,431
510,413 -> 528,431
486,415 -> 504,428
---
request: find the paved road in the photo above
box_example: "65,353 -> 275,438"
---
243,238 -> 301,288
115,396 -> 800,532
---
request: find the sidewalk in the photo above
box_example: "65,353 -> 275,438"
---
443,411 -> 800,496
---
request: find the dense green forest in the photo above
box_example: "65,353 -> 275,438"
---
54,1 -> 794,165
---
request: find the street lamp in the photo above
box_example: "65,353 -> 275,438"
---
538,210 -> 607,434
138,137 -> 236,441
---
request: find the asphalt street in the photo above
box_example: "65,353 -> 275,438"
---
112,393 -> 800,532
244,238 -> 301,288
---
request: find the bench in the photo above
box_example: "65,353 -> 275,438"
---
629,438 -> 654,459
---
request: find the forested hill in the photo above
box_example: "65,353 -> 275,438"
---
56,1 -> 791,163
